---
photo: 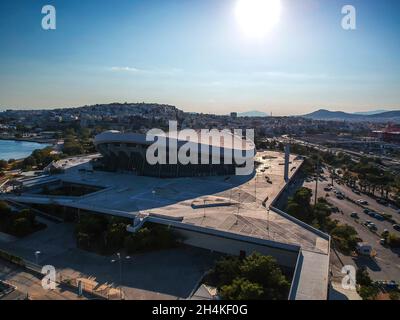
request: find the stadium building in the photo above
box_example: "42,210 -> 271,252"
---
94,130 -> 256,178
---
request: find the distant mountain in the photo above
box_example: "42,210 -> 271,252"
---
367,110 -> 400,118
303,109 -> 400,122
303,109 -> 360,120
353,109 -> 389,115
238,111 -> 268,117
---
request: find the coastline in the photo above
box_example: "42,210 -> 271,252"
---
0,136 -> 56,145
0,139 -> 53,162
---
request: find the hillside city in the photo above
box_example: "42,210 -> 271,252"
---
0,103 -> 399,301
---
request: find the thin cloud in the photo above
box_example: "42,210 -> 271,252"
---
110,66 -> 140,72
253,71 -> 330,80
109,66 -> 183,76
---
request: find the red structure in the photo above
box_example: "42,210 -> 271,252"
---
373,124 -> 400,143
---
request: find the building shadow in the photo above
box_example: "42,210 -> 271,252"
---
353,256 -> 381,272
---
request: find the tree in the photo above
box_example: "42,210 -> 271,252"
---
312,199 -> 332,231
0,159 -> 7,170
211,253 -> 290,300
106,222 -> 126,250
239,253 -> 290,300
123,224 -> 178,254
75,214 -> 109,251
356,267 -> 372,287
12,217 -> 31,237
293,187 -> 312,208
286,187 -> 314,223
19,209 -> 36,226
63,140 -> 84,156
359,285 -> 379,300
387,233 -> 400,248
210,256 -> 241,288
0,201 -> 11,215
220,278 -> 264,300
331,225 -> 359,253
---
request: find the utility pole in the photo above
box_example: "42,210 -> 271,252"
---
314,157 -> 319,206
237,192 -> 241,215
254,174 -> 257,201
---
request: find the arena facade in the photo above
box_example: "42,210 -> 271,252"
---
94,130 -> 256,178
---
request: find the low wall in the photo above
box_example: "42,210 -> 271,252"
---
136,216 -> 301,269
177,228 -> 299,269
270,207 -> 330,241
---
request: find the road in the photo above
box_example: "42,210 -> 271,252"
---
303,169 -> 400,282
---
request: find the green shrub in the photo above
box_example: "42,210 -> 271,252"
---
356,268 -> 372,287
124,225 -> 179,254
12,218 -> 32,237
389,291 -> 400,300
208,252 -> 290,300
220,278 -> 264,300
331,225 -> 359,254
359,285 -> 379,300
387,234 -> 400,248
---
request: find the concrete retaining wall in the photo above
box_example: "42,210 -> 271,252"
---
134,216 -> 301,269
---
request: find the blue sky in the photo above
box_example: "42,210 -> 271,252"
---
0,0 -> 399,115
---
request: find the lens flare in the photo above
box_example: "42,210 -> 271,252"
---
235,0 -> 282,38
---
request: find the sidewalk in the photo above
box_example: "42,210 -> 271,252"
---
0,259 -> 88,300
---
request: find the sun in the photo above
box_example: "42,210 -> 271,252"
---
235,0 -> 282,38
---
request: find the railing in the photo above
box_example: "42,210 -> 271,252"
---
288,250 -> 304,300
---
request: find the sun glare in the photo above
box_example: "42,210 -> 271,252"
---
235,0 -> 282,38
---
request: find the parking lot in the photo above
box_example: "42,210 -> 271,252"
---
0,221 -> 220,300
303,169 -> 400,282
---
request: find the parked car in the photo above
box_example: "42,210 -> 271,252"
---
363,208 -> 370,214
373,214 -> 384,221
386,281 -> 399,290
351,212 -> 359,219
393,224 -> 400,232
376,199 -> 388,206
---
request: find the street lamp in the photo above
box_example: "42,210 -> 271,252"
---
35,251 -> 41,265
111,253 -> 131,300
